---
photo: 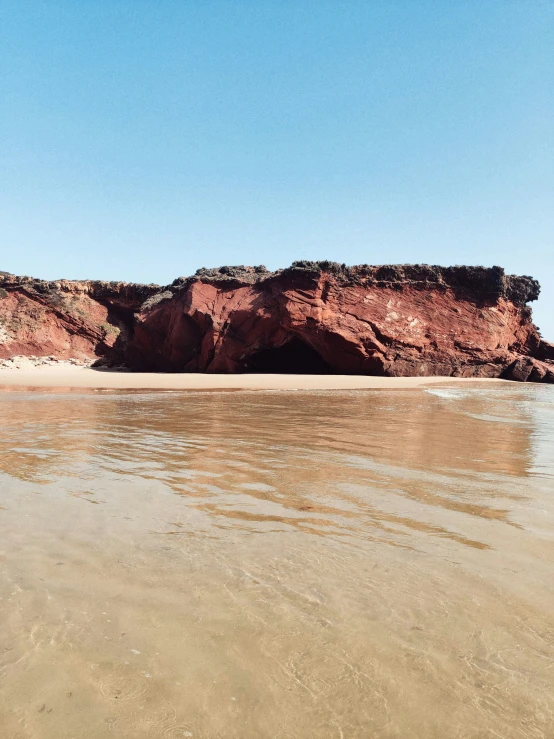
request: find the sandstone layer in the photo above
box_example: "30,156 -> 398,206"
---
1,263 -> 553,383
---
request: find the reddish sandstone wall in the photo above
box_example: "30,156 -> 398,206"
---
1,263 -> 553,382
0,275 -> 158,363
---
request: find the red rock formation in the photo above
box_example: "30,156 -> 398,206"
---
1,263 -> 553,382
0,274 -> 158,363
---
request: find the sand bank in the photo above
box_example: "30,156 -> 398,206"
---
0,364 -> 507,391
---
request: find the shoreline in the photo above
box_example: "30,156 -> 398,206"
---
0,365 -> 509,391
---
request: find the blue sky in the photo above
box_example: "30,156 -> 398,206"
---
1,1 -> 553,338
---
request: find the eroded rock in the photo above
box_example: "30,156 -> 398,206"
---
1,263 -> 552,382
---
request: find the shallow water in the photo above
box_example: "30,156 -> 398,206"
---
0,383 -> 553,738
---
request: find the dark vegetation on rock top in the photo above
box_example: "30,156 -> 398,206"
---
183,262 -> 540,306
2,262 -> 540,306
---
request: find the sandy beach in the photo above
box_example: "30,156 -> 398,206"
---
0,364 -> 508,390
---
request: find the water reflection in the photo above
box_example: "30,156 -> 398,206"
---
0,384 -> 553,738
0,387 -> 544,542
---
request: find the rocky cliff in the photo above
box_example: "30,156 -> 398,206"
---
1,262 -> 553,382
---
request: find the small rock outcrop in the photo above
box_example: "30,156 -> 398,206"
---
0,274 -> 159,364
1,262 -> 553,382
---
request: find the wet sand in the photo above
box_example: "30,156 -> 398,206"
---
0,365 -> 507,390
1,383 -> 553,738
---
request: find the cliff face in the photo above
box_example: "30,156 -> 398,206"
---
1,263 -> 553,382
0,274 -> 158,364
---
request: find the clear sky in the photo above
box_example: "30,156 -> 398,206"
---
1,1 -> 553,338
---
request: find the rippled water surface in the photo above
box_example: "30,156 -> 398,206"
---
0,384 -> 553,738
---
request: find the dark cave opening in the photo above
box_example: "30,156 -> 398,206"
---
242,336 -> 332,374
